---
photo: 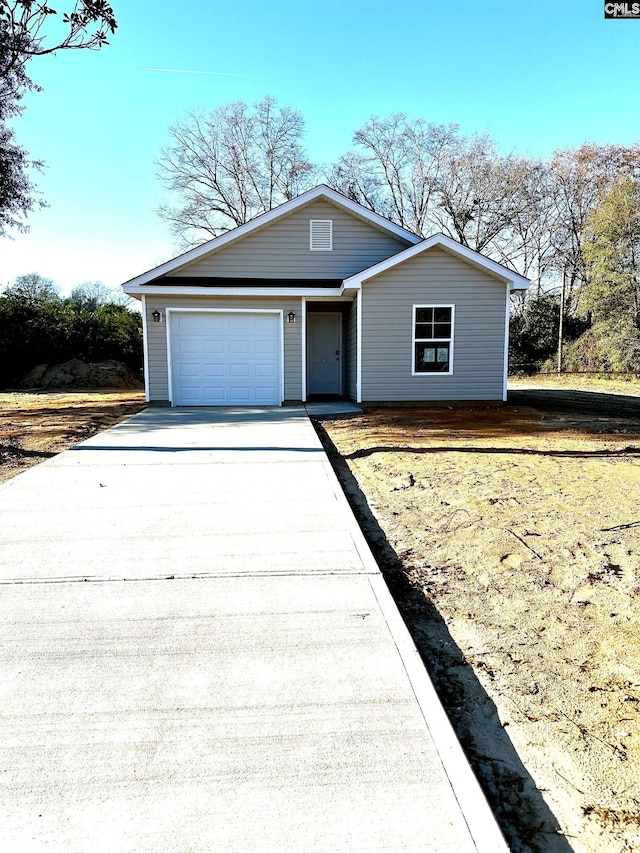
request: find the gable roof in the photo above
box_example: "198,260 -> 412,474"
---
123,185 -> 420,289
343,234 -> 530,291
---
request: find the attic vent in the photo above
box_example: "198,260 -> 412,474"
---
310,219 -> 333,251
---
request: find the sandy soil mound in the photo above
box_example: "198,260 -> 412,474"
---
20,359 -> 142,389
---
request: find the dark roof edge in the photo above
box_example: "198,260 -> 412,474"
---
156,277 -> 344,288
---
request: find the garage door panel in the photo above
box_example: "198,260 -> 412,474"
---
253,314 -> 277,335
255,363 -> 276,378
203,386 -> 226,404
203,340 -> 225,354
204,364 -> 225,378
170,312 -> 281,406
178,364 -> 202,379
232,317 -> 254,332
255,388 -> 277,404
230,364 -> 250,377
179,385 -> 201,402
178,316 -> 216,335
229,387 -> 252,404
176,339 -> 200,356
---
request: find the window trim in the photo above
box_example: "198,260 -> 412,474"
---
310,219 -> 333,251
411,304 -> 455,376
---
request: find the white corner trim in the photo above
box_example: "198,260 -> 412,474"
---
121,185 -> 419,288
344,234 -> 531,291
356,291 -> 362,403
503,289 -> 511,402
301,298 -> 307,402
279,309 -> 285,403
141,295 -> 150,402
165,308 -> 174,406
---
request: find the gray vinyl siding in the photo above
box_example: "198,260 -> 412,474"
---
169,201 -> 411,279
361,248 -> 507,402
145,296 -> 302,404
346,295 -> 358,400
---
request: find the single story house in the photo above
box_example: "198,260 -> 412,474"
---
122,185 -> 530,406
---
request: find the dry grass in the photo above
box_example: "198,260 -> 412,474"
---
510,373 -> 640,396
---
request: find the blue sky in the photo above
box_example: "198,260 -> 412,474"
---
2,0 -> 639,294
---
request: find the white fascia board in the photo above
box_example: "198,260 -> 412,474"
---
121,185 -> 420,289
344,234 -> 531,291
123,286 -> 345,298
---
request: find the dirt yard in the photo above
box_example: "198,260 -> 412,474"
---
318,395 -> 640,853
0,390 -> 146,484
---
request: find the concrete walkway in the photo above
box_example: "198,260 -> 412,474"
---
0,407 -> 507,852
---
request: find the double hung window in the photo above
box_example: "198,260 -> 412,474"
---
413,305 -> 454,374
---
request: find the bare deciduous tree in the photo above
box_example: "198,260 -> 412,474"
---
327,115 -> 540,267
69,280 -> 131,311
326,113 -> 459,236
431,136 -> 531,254
490,158 -> 560,295
157,96 -> 316,246
3,271 -> 59,300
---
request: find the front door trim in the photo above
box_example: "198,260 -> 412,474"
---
306,311 -> 343,397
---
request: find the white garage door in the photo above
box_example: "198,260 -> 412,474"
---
169,311 -> 281,406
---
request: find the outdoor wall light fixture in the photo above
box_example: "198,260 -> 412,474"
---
287,311 -> 296,324
152,310 -> 161,323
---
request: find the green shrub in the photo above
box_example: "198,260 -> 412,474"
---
561,319 -> 640,374
0,293 -> 142,388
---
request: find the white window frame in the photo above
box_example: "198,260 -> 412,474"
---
309,219 -> 333,251
412,304 -> 455,377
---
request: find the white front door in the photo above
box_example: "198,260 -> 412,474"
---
307,313 -> 342,396
169,311 -> 281,406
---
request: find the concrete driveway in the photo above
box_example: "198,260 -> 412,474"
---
0,407 -> 506,852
